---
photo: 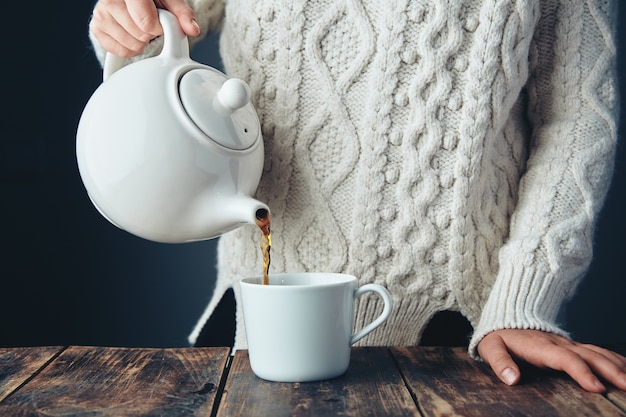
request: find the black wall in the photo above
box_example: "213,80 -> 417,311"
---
1,4 -> 624,348
2,3 -> 222,348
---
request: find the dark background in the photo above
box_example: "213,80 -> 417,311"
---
1,4 -> 624,348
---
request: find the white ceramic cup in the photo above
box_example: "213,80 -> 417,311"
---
239,272 -> 393,382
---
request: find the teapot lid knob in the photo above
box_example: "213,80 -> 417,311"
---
217,78 -> 251,112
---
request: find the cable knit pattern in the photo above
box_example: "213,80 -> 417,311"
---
89,0 -> 618,356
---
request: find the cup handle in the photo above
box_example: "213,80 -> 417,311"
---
350,284 -> 393,345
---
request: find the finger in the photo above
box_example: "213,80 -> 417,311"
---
579,344 -> 626,369
477,334 -> 521,386
91,0 -> 158,57
90,17 -> 143,57
111,4 -> 160,42
90,11 -> 151,58
573,345 -> 626,391
126,0 -> 163,37
158,0 -> 200,36
521,344 -> 607,393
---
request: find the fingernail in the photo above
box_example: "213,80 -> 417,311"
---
501,368 -> 517,385
191,19 -> 200,32
594,380 -> 606,392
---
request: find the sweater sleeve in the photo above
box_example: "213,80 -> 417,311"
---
88,0 -> 225,68
468,0 -> 619,358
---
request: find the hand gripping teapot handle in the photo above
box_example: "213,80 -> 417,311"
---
103,9 -> 190,81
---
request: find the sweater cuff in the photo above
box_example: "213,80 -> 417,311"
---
468,258 -> 570,359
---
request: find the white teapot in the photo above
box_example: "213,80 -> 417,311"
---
76,10 -> 268,243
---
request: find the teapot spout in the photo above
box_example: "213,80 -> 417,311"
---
231,194 -> 270,229
198,194 -> 270,241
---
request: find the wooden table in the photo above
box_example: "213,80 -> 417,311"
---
1,346 -> 625,416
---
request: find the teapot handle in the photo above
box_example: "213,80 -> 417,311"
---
103,9 -> 190,81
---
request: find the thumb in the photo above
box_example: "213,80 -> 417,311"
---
477,333 -> 521,386
159,0 -> 201,37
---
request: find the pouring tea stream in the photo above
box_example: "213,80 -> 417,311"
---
76,10 -> 269,243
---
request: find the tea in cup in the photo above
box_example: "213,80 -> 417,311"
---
239,272 -> 393,382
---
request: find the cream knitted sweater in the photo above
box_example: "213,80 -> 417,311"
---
90,0 -> 618,356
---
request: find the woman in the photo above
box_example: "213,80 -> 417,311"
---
89,0 -> 626,392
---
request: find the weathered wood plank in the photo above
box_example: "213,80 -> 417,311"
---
217,347 -> 420,417
391,346 -> 625,417
0,346 -> 64,402
608,387 -> 626,414
0,346 -> 230,416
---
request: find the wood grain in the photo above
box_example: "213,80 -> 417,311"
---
0,346 -> 230,416
608,387 -> 626,414
391,346 -> 626,417
0,346 -> 64,402
1,345 -> 624,416
217,347 -> 420,417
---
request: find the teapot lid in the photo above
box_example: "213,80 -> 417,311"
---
179,69 -> 260,150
